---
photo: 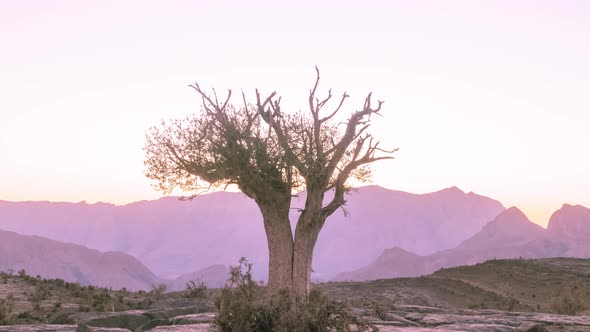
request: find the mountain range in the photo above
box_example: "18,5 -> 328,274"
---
0,229 -> 160,290
1,185 -> 588,289
0,228 -> 232,291
334,204 -> 590,281
0,185 -> 504,280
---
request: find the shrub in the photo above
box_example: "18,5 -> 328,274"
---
214,257 -> 376,332
372,302 -> 390,320
149,283 -> 167,301
0,298 -> 15,325
185,280 -> 208,299
17,311 -> 32,319
550,283 -> 585,315
52,278 -> 65,288
499,282 -> 519,311
28,285 -> 50,303
91,292 -> 112,311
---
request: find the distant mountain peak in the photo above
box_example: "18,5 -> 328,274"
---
439,186 -> 465,194
559,203 -> 588,211
382,246 -> 418,256
548,204 -> 590,223
351,184 -> 389,193
456,206 -> 544,252
497,206 -> 528,221
486,206 -> 541,231
547,203 -> 590,239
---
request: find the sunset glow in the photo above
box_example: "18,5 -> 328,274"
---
1,1 -> 589,227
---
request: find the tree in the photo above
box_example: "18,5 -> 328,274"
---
144,67 -> 395,296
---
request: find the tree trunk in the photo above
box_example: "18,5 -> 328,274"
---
291,190 -> 325,296
259,201 -> 294,291
292,222 -> 322,296
259,191 -> 327,296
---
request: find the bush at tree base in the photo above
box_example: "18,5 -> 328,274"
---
214,258 -> 377,332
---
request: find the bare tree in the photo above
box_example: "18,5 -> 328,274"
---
255,67 -> 396,294
144,68 -> 396,296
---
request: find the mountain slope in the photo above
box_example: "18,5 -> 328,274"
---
334,247 -> 429,281
168,264 -> 229,291
0,185 -> 505,279
0,193 -> 267,279
456,207 -> 545,251
0,230 -> 160,290
325,257 -> 590,313
299,186 -> 505,278
547,204 -> 590,257
335,207 -> 571,281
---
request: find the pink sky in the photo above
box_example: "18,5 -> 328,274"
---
1,1 -> 589,226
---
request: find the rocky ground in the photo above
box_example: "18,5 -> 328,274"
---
2,258 -> 590,331
1,304 -> 590,331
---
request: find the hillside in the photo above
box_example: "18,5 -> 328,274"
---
0,185 -> 505,280
334,207 -> 574,281
2,258 -> 590,330
0,229 -> 234,291
0,230 -> 160,291
323,258 -> 590,313
0,270 -> 214,327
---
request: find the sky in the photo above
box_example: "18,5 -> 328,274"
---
1,0 -> 589,227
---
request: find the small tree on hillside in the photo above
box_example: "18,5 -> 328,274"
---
144,68 -> 395,296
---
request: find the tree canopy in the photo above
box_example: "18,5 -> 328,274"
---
144,67 -> 396,294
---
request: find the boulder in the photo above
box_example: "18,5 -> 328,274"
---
372,327 -> 437,332
170,313 -> 215,325
380,312 -> 421,326
0,325 -> 76,332
150,325 -> 216,332
135,319 -> 170,332
135,319 -> 170,331
76,324 -> 131,332
148,299 -> 213,310
433,323 -> 514,331
143,306 -> 208,320
419,313 -> 521,327
66,311 -> 150,331
516,322 -> 548,332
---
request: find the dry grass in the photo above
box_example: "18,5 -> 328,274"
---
2,257 -> 589,326
319,257 -> 590,314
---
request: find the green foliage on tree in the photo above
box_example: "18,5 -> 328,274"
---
145,68 -> 395,295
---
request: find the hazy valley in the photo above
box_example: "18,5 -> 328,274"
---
1,186 -> 590,291
0,185 -> 505,283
